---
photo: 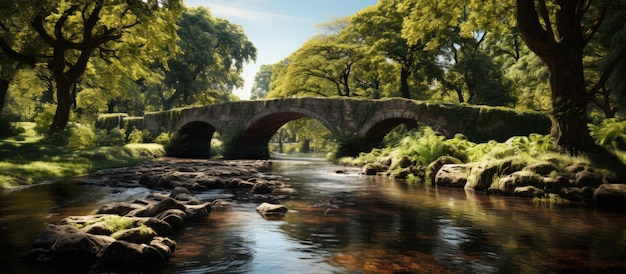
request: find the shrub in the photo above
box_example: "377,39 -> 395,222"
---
48,123 -> 96,149
95,127 -> 127,146
127,128 -> 142,144
33,104 -> 57,136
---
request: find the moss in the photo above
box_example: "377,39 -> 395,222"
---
95,113 -> 128,130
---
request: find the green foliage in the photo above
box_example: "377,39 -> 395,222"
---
153,7 -> 257,109
127,127 -> 152,144
96,128 -> 127,146
589,118 -> 626,150
48,123 -> 96,149
33,104 -> 59,136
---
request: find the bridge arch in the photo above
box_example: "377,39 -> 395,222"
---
235,107 -> 337,159
170,117 -> 220,158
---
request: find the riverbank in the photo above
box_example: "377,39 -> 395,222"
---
0,123 -> 165,191
339,128 -> 626,208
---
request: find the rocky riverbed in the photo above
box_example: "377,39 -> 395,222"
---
20,159 -> 291,272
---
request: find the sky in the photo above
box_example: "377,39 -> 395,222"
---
184,0 -> 379,100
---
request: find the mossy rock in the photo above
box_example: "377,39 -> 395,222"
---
427,156 -> 463,186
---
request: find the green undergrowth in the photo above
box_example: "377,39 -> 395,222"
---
0,122 -> 165,191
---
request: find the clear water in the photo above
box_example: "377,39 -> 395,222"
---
2,158 -> 626,273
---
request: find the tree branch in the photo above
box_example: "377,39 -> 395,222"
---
583,5 -> 605,46
538,0 -> 555,39
588,44 -> 626,97
0,38 -> 37,65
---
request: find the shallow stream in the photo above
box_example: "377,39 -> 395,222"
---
1,158 -> 626,273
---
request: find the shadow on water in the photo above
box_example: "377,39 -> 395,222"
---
2,159 -> 626,273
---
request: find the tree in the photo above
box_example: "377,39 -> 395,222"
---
351,0 -> 435,99
515,0 -> 626,150
0,0 -> 182,134
250,64 -> 273,99
402,0 -> 626,151
154,7 -> 256,109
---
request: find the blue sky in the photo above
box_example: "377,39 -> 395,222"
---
184,0 -> 379,99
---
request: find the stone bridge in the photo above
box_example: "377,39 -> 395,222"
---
106,97 -> 551,159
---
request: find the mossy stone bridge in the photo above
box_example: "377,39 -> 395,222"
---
100,97 -> 551,159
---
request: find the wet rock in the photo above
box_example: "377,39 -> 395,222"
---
362,163 -> 389,176
514,186 -> 544,198
97,240 -> 144,266
130,197 -> 186,217
136,217 -> 172,236
51,232 -> 116,262
154,209 -> 186,228
466,161 -> 501,191
594,184 -> 626,207
32,224 -> 81,249
427,156 -> 463,185
211,199 -> 232,208
561,187 -> 595,203
111,226 -> 157,244
575,170 -> 603,187
435,164 -> 468,188
524,162 -> 559,176
256,202 -> 288,216
185,203 -> 212,218
497,171 -> 545,195
252,181 -> 274,194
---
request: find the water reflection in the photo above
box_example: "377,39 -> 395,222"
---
1,159 -> 626,273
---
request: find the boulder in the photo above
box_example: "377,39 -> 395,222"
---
251,181 -> 274,194
435,164 -> 468,188
97,202 -> 144,216
575,170 -> 603,187
32,224 -> 81,249
256,202 -> 288,216
362,163 -> 388,176
51,232 -> 115,262
594,184 -> 626,208
185,203 -> 212,218
110,226 -> 157,244
130,197 -> 186,217
561,187 -> 595,203
154,209 -> 186,228
149,237 -> 176,259
97,240 -> 145,266
466,162 -> 500,191
136,217 -> 173,236
497,170 -> 545,195
514,186 -> 544,198
523,162 -> 559,176
427,156 -> 463,185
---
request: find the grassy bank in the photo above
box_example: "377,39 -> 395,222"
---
0,123 -> 165,191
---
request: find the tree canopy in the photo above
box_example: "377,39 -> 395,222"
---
0,0 -> 182,133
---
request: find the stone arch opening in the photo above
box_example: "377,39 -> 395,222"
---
236,111 -> 333,159
169,121 -> 216,158
359,118 -> 419,153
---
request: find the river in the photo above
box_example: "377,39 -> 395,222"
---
1,158 -> 626,273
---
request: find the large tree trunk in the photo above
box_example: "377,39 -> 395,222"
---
549,52 -> 594,150
0,78 -> 9,114
516,0 -> 595,151
400,66 -> 411,99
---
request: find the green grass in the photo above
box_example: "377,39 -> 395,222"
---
0,122 -> 165,191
